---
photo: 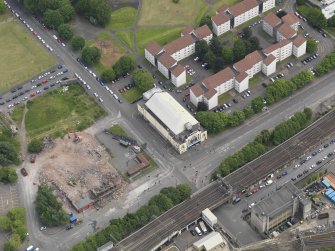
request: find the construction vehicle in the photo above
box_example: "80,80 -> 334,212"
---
30,154 -> 36,163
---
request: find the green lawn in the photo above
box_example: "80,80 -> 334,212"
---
107,124 -> 127,137
121,87 -> 142,103
138,0 -> 208,26
0,9 -> 11,22
108,7 -> 138,30
218,92 -> 231,104
210,0 -> 241,15
93,63 -> 108,75
249,74 -> 262,87
0,22 -> 56,93
0,115 -> 20,153
97,32 -> 113,40
11,84 -> 106,139
115,31 -> 134,49
136,27 -> 183,54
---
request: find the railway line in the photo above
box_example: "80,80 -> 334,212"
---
112,109 -> 335,251
225,109 -> 335,192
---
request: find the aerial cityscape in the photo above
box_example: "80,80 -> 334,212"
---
0,0 -> 335,250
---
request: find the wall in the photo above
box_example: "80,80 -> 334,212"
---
145,49 -> 156,66
157,61 -> 170,79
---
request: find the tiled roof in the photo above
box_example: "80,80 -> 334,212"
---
171,64 -> 185,77
282,13 -> 299,26
145,42 -> 162,56
217,3 -> 229,15
204,88 -> 217,99
182,26 -> 194,36
277,23 -> 296,39
263,54 -> 276,66
158,53 -> 176,69
263,12 -> 281,28
233,51 -> 263,73
235,71 -> 248,82
212,12 -> 230,26
292,34 -> 306,47
263,39 -> 292,54
203,67 -> 235,90
193,25 -> 212,40
190,83 -> 204,97
228,0 -> 259,17
164,34 -> 194,55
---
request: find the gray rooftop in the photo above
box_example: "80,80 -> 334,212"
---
253,182 -> 303,218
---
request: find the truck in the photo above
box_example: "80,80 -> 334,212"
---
69,212 -> 78,224
318,213 -> 329,219
199,220 -> 207,234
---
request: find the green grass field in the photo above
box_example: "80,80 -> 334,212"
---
115,31 -> 134,49
121,87 -> 142,103
0,115 -> 20,153
0,22 -> 56,93
136,27 -> 182,54
108,7 -> 138,30
138,0 -> 208,26
107,124 -> 127,137
249,73 -> 262,87
11,84 -> 106,139
97,32 -> 113,40
218,92 -> 231,104
0,9 -> 11,22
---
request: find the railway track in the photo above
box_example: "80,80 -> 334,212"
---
111,109 -> 335,251
224,109 -> 335,192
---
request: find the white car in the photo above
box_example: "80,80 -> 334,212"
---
93,92 -> 98,97
52,35 -> 58,40
61,43 -> 66,47
99,98 -> 103,103
40,226 -> 46,231
37,35 -> 42,40
49,75 -> 55,80
248,202 -> 255,209
31,85 -> 37,89
108,90 -> 114,95
8,104 -> 14,109
113,94 -> 118,100
105,86 -> 110,91
92,72 -> 96,78
36,90 -> 42,94
86,85 -> 91,90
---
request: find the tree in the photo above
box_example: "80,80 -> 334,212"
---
242,27 -> 252,39
296,0 -> 304,5
195,40 -> 209,61
133,70 -> 154,92
0,0 -> 6,14
247,36 -> 260,52
204,50 -> 215,68
222,46 -> 234,64
0,168 -> 18,183
328,16 -> 335,27
212,56 -> 224,73
43,9 -> 64,29
0,142 -> 18,166
59,4 -> 75,22
233,39 -> 246,61
251,96 -> 265,113
209,37 -> 222,56
305,8 -> 327,29
95,1 -> 112,26
36,184 -> 68,226
101,68 -> 115,82
306,39 -> 317,53
28,139 -> 44,153
81,47 -> 101,66
199,15 -> 212,30
113,55 -> 136,75
197,102 -> 208,112
58,24 -> 73,41
71,36 -> 85,51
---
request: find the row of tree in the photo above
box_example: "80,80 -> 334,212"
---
194,27 -> 260,73
314,50 -> 335,76
73,0 -> 111,26
100,55 -> 136,82
70,184 -> 192,251
0,207 -> 28,251
0,0 -> 6,14
215,108 -> 313,177
35,184 -> 68,226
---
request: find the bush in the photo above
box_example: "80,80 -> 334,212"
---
71,36 -> 85,51
81,47 -> 101,66
57,24 -> 73,41
28,139 -> 44,153
0,167 -> 17,183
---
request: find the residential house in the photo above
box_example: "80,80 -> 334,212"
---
263,12 -> 281,37
261,0 -> 276,13
292,35 -> 307,58
227,0 -> 259,28
261,54 -> 277,76
157,53 -> 177,79
281,12 -> 300,31
211,12 -> 231,36
263,39 -> 293,62
171,65 -> 187,87
233,51 -> 264,79
164,34 -> 195,62
145,42 -> 163,67
276,23 -> 297,41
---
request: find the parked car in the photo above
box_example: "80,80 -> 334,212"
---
20,168 -> 28,176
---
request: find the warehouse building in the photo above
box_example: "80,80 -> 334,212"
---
251,182 -> 311,234
137,89 -> 207,154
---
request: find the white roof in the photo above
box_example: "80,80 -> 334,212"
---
202,208 -> 217,223
145,92 -> 198,135
193,232 -> 224,250
143,87 -> 162,101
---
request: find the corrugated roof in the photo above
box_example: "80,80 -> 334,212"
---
263,39 -> 292,54
158,53 -> 176,69
282,12 -> 299,26
145,41 -> 162,56
263,54 -> 276,66
212,12 -> 230,26
263,12 -> 281,28
193,25 -> 212,40
203,67 -> 235,90
145,92 -> 199,135
164,34 -> 194,55
193,232 -> 224,250
171,64 -> 185,77
292,34 -> 306,47
233,51 -> 263,73
277,23 -> 296,39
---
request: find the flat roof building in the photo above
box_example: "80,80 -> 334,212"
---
137,90 -> 207,154
251,182 -> 311,234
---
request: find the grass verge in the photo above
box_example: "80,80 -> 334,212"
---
108,7 -> 138,30
115,31 -> 134,49
218,92 -> 231,104
121,87 -> 142,103
11,84 -> 106,139
0,22 -> 56,93
136,27 -> 183,54
249,73 -> 262,87
97,32 -> 113,40
107,124 -> 127,137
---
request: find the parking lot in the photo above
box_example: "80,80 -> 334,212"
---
0,183 -> 20,215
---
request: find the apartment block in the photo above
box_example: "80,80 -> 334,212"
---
263,39 -> 293,62
292,35 -> 307,58
276,23 -> 297,41
263,12 -> 281,37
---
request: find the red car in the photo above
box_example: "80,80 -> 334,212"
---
42,80 -> 48,84
30,93 -> 36,97
252,187 -> 258,193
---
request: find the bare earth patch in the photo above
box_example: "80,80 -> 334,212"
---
93,40 -> 124,68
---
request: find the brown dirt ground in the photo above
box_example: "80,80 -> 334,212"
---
94,40 -> 124,68
36,132 -> 125,211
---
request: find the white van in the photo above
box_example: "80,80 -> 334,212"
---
26,245 -> 34,251
195,227 -> 202,236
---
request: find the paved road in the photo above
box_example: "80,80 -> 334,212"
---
5,0 -> 335,250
